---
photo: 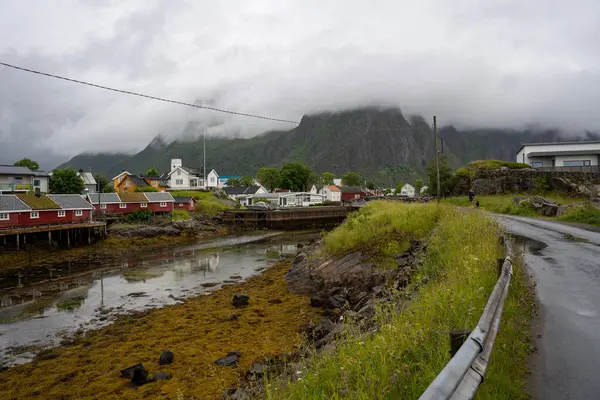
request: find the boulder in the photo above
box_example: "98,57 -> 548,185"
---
556,205 -> 573,217
268,299 -> 283,304
131,363 -> 150,386
232,294 -> 249,307
159,350 -> 174,365
513,196 -> 527,204
215,351 -> 241,367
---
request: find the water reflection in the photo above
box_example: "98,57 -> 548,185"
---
0,232 -> 318,367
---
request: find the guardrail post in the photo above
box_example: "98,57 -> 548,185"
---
449,330 -> 471,357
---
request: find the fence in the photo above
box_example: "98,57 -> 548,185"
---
0,183 -> 33,192
419,240 -> 514,400
536,166 -> 600,173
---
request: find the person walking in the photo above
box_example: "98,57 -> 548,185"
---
468,189 -> 475,205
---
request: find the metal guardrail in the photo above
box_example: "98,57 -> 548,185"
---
0,183 -> 33,192
419,240 -> 514,400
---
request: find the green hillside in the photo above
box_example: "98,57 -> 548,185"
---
57,107 -> 600,186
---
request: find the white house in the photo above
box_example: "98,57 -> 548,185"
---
246,191 -> 326,207
77,170 -> 97,193
206,169 -> 221,188
516,141 -> 600,169
223,185 -> 268,206
420,186 -> 429,194
321,185 -> 341,202
400,183 -> 415,197
167,159 -> 204,190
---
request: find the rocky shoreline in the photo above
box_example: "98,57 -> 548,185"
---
222,237 -> 426,399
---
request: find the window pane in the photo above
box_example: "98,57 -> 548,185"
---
563,160 -> 590,167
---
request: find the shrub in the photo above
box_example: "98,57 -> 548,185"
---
126,209 -> 154,222
134,186 -> 158,192
172,209 -> 191,221
534,177 -> 552,194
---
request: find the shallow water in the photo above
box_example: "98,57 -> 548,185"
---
0,231 -> 317,367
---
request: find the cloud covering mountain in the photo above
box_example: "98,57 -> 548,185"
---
1,0 -> 599,168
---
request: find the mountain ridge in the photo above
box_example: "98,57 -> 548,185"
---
57,107 -> 600,185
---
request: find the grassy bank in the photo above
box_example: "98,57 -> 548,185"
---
268,205 -> 532,399
442,194 -> 600,226
170,191 -> 233,216
0,262 -> 321,400
322,202 -> 440,264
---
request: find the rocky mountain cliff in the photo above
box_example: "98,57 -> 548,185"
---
58,107 -> 599,185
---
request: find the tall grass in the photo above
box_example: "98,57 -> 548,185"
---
268,207 -> 519,399
170,191 -> 233,216
322,202 -> 440,256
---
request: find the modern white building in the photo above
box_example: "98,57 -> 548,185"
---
516,141 -> 600,169
400,183 -> 415,197
0,165 -> 50,194
246,191 -> 326,207
206,169 -> 221,188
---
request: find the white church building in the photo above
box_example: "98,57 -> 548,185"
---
166,159 -> 221,190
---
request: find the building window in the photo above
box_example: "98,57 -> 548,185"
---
531,162 -> 544,168
563,160 -> 591,167
100,204 -> 107,209
141,203 -> 148,208
176,179 -> 183,185
75,210 -> 83,216
58,211 -> 66,217
210,177 -> 215,183
120,203 -> 127,209
160,202 -> 167,207
125,180 -> 130,187
179,203 -> 184,206
0,213 -> 9,220
34,179 -> 41,187
30,211 -> 39,219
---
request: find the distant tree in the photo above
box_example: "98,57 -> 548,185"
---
280,162 -> 312,192
14,158 -> 39,171
146,167 -> 160,177
366,181 -> 375,190
426,155 -> 454,197
241,176 -> 255,186
103,184 -> 115,193
320,172 -> 335,186
342,171 -> 361,186
50,168 -> 85,194
94,174 -> 110,193
257,168 -> 281,192
226,177 -> 244,187
134,186 -> 159,192
395,183 -> 404,194
226,176 -> 254,187
414,178 -> 424,196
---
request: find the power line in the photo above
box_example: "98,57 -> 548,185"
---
0,61 -> 300,124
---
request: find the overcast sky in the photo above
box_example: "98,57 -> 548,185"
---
1,0 -> 599,168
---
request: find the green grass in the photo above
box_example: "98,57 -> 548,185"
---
322,201 -> 440,257
170,191 -> 233,216
268,206 -> 532,399
172,209 -> 191,221
559,205 -> 600,225
442,194 -> 600,226
455,160 -> 530,178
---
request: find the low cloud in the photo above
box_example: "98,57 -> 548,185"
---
1,0 -> 599,168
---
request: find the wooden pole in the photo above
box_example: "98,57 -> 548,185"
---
88,227 -> 91,244
16,233 -> 20,251
67,229 -> 71,249
434,115 -> 440,203
48,231 -> 52,248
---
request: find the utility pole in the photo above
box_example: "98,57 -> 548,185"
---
434,116 -> 440,203
203,132 -> 206,189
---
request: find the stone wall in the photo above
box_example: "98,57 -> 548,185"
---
454,168 -> 600,197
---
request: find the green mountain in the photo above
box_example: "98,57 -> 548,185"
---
57,107 -> 599,186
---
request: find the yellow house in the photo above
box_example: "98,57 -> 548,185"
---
112,171 -> 132,192
112,171 -> 167,193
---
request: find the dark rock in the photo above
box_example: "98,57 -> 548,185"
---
152,372 -> 171,381
247,363 -> 270,377
296,243 -> 304,249
201,282 -> 219,288
292,252 -> 307,266
324,294 -> 346,310
130,363 -> 150,386
268,299 -> 283,304
159,350 -> 174,365
127,292 -> 147,297
215,351 -> 241,366
0,366 -> 8,373
310,297 -> 323,307
230,275 -> 243,279
232,294 -> 249,307
120,363 -> 140,379
228,313 -> 239,321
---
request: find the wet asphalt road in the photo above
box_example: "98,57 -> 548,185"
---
497,215 -> 600,400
